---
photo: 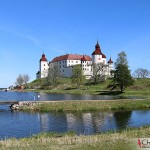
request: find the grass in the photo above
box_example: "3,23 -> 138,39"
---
19,99 -> 150,112
0,126 -> 150,150
26,78 -> 150,96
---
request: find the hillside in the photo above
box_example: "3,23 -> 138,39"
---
27,78 -> 150,96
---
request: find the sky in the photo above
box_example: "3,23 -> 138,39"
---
0,0 -> 150,87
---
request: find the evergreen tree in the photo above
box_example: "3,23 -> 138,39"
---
113,51 -> 134,92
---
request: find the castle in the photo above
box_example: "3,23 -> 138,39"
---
36,41 -> 113,80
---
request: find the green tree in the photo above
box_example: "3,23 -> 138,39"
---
113,51 -> 134,92
71,64 -> 85,88
115,51 -> 128,67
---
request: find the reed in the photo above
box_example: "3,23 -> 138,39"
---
0,126 -> 149,150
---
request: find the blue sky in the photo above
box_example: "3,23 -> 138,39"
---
0,0 -> 150,87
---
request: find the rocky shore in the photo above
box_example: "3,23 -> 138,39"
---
10,101 -> 38,110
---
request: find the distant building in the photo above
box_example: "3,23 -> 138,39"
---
36,41 -> 113,79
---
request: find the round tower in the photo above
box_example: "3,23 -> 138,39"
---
91,41 -> 106,64
107,57 -> 113,76
39,53 -> 49,78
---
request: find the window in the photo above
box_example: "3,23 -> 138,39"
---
76,61 -> 78,63
44,64 -> 45,66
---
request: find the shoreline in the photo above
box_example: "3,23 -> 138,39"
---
10,99 -> 150,112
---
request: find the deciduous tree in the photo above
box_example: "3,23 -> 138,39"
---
47,65 -> 60,85
133,68 -> 150,78
92,63 -> 107,84
15,74 -> 30,88
71,64 -> 85,88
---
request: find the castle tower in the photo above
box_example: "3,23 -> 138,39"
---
107,57 -> 113,76
39,53 -> 49,78
91,41 -> 106,65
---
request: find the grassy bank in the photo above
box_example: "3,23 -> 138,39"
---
21,99 -> 150,112
0,126 -> 149,150
27,78 -> 150,96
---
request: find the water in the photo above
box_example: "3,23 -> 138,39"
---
0,91 -> 142,101
0,91 -> 148,139
0,109 -> 150,139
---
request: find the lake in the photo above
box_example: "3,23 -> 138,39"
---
0,91 -> 142,101
0,91 -> 149,139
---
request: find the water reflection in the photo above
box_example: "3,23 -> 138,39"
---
114,111 -> 132,128
0,110 -> 150,139
37,110 -> 150,136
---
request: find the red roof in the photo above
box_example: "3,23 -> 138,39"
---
108,57 -> 113,63
40,54 -> 47,61
92,41 -> 106,58
51,54 -> 92,63
81,55 -> 87,61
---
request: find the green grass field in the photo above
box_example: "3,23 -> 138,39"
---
27,78 -> 150,96
18,99 -> 150,112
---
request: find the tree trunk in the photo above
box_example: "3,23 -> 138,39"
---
120,85 -> 124,93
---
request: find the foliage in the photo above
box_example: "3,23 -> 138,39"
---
115,51 -> 128,67
113,51 -> 134,92
71,64 -> 85,88
133,68 -> 150,78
